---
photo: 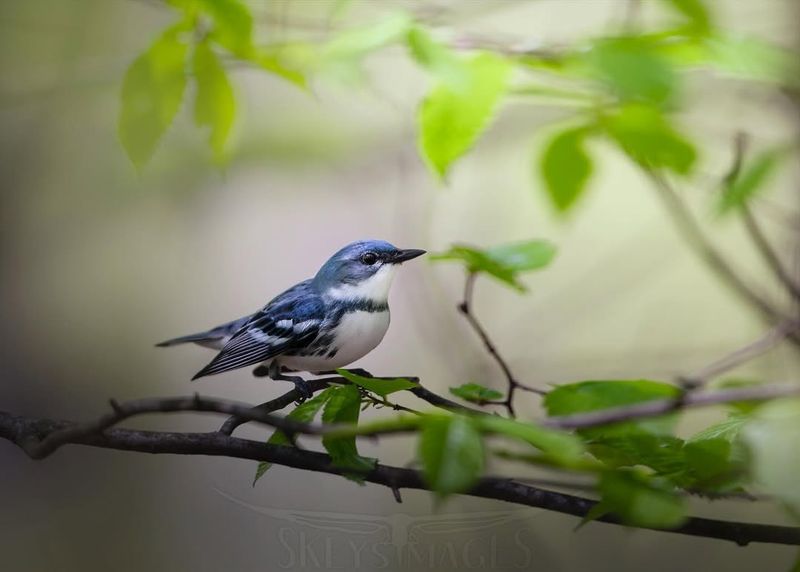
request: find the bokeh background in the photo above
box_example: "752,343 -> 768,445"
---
1,1 -> 799,570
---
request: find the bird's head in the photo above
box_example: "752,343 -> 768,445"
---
313,240 -> 426,302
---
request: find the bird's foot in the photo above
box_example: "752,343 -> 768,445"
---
274,373 -> 313,401
252,365 -> 270,378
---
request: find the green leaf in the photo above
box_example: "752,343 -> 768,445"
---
603,103 -> 696,174
688,414 -> 746,443
419,415 -> 484,497
707,35 -> 795,85
588,434 -> 686,475
118,23 -> 190,169
598,469 -> 687,528
718,147 -> 785,214
449,383 -> 503,404
255,46 -> 309,89
476,415 -> 586,465
254,388 -> 336,484
193,41 -> 236,163
322,384 -> 376,480
544,379 -> 681,438
418,52 -> 511,179
685,416 -> 748,491
743,399 -> 800,514
540,126 -> 594,213
661,0 -> 712,35
336,369 -> 418,397
406,26 -> 468,89
198,0 -> 254,57
317,12 -> 411,83
588,37 -> 677,105
430,239 -> 557,291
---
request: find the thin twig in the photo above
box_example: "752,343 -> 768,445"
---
741,205 -> 800,301
645,169 -> 800,346
2,411 -> 798,546
458,272 -> 546,417
724,133 -> 800,302
679,321 -> 800,388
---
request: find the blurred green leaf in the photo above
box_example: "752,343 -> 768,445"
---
336,369 -> 418,396
198,0 -> 254,57
719,147 -> 785,214
323,12 -> 412,63
118,23 -> 190,169
603,103 -> 696,174
598,469 -> 687,528
540,126 -> 594,213
589,434 -> 686,474
406,26 -> 468,89
418,52 -> 511,179
476,415 -> 586,464
419,415 -> 484,497
661,0 -> 712,35
544,380 -> 681,438
322,384 -> 377,480
743,399 -> 800,514
254,387 -> 336,484
588,37 -> 677,105
193,41 -> 236,163
255,47 -> 309,89
430,240 -> 557,291
449,383 -> 503,404
707,35 -> 794,85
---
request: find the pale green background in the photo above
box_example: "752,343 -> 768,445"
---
1,1 -> 798,570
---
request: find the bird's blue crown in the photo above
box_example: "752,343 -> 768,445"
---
313,239 -> 417,288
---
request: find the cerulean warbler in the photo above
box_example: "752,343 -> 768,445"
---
158,240 -> 426,396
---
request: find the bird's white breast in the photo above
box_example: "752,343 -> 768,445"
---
279,310 -> 390,372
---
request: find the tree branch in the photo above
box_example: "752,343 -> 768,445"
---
458,272 -> 545,417
543,381 -> 800,430
1,410 -> 798,547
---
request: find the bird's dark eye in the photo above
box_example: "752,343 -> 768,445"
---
360,252 -> 378,265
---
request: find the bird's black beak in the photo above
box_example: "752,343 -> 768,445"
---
391,248 -> 426,263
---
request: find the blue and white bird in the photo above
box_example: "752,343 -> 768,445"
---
157,240 -> 426,396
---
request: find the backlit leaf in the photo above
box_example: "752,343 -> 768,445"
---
322,384 -> 377,480
193,40 -> 236,162
603,103 -> 696,174
718,147 -> 785,214
540,126 -> 594,213
477,415 -> 586,464
661,0 -> 712,35
588,37 -> 677,105
544,379 -> 681,438
449,383 -> 503,404
118,23 -> 190,169
598,469 -> 687,528
406,26 -> 468,89
430,240 -> 556,291
419,415 -> 484,497
254,388 -> 336,484
198,0 -> 254,57
336,369 -> 418,397
418,52 -> 511,179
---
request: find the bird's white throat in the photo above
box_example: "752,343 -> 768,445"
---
325,264 -> 398,303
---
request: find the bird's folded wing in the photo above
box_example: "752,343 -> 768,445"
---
192,312 -> 321,380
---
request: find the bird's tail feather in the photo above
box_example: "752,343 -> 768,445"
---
155,332 -> 218,347
156,314 -> 254,349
